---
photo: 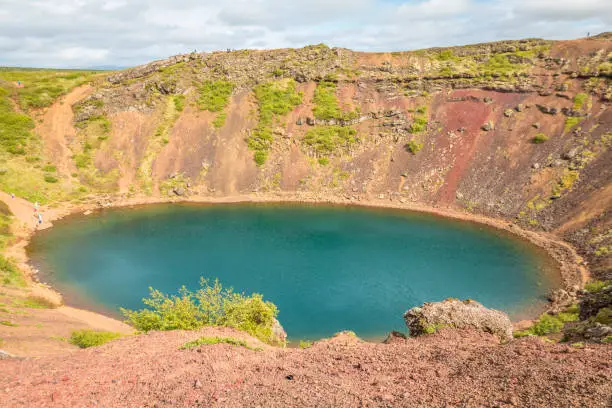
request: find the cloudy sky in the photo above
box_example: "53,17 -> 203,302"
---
0,0 -> 610,69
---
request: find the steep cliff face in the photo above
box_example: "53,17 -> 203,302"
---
5,35 -> 612,278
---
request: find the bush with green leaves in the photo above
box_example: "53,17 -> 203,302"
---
405,140 -> 423,154
514,308 -> 579,338
121,278 -> 281,345
69,329 -> 123,348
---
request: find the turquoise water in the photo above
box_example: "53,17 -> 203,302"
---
28,203 -> 559,341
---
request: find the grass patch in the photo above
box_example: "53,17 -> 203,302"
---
247,79 -> 302,165
17,295 -> 57,309
303,126 -> 357,157
198,81 -> 234,112
69,329 -> 122,348
405,140 -> 423,154
312,81 -> 359,121
551,170 -> 579,198
0,255 -> 25,287
532,133 -> 549,144
0,320 -> 18,327
173,94 -> 185,112
121,278 -> 282,345
0,69 -> 98,110
180,336 -> 262,351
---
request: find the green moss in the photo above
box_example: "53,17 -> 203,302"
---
551,170 -> 579,197
303,126 -> 357,156
532,133 -> 549,144
514,308 -> 578,338
173,94 -> 185,112
69,329 -> 123,348
317,157 -> 329,165
573,93 -> 588,110
564,116 -> 583,133
181,336 -> 262,351
197,81 -> 234,112
312,81 -> 359,121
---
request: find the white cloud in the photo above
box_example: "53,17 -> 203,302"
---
0,0 -> 609,68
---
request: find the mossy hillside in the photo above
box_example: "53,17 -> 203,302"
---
247,79 -> 302,165
198,80 -> 234,129
312,81 -> 359,122
0,84 -> 77,203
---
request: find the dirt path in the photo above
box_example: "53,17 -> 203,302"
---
36,85 -> 93,176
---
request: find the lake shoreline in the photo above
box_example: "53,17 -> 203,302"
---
11,192 -> 588,337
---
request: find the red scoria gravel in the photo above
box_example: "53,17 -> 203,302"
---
1,327 -> 610,407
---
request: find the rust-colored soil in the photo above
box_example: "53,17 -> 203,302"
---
1,328 -> 610,408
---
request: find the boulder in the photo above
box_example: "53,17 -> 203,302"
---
536,104 -> 558,115
404,299 -> 513,342
481,121 -> 494,131
515,104 -> 524,112
504,109 -> 514,118
271,318 -> 287,346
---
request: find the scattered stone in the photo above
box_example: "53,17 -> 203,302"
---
172,187 -> 186,196
285,375 -> 294,381
556,83 -> 569,92
194,380 -> 202,389
306,117 -> 315,126
504,109 -> 514,118
532,122 -> 541,129
271,319 -> 287,346
483,97 -> 494,104
536,105 -> 558,115
515,104 -> 524,112
562,148 -> 580,160
383,331 -> 407,344
404,299 -> 514,342
481,121 -> 494,131
296,118 -> 303,126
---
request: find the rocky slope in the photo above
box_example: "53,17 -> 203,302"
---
1,327 -> 610,408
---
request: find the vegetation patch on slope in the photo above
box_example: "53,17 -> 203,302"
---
303,126 -> 357,157
198,80 -> 234,129
312,81 -> 359,122
180,336 -> 262,351
247,79 -> 302,165
69,329 -> 123,348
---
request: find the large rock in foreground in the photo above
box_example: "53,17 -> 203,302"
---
404,299 -> 513,342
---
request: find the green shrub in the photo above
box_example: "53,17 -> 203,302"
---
197,81 -> 234,112
532,133 -> 549,144
0,320 -> 18,326
303,126 -> 357,156
253,150 -> 268,166
318,157 -> 329,165
298,340 -> 313,349
121,278 -> 281,345
69,329 -> 122,348
584,280 -> 610,293
514,309 -> 578,338
409,115 -> 427,134
405,140 -> 423,154
181,336 -> 261,351
42,164 -> 57,172
44,174 -> 58,183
